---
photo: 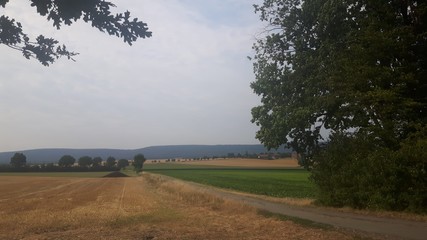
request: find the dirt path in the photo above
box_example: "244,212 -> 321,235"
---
152,174 -> 427,240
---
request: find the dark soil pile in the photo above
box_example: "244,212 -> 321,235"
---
103,171 -> 129,178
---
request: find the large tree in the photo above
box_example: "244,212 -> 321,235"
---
251,0 -> 426,211
58,155 -> 75,167
78,156 -> 93,168
133,153 -> 146,173
0,0 -> 151,66
106,156 -> 116,168
92,156 -> 103,167
10,152 -> 27,168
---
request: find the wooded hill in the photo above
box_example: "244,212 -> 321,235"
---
0,145 -> 290,164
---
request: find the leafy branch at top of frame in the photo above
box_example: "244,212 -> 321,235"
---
0,0 -> 152,66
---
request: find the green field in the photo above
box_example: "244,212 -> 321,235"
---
146,168 -> 315,198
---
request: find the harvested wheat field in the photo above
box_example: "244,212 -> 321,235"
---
0,174 -> 354,240
175,157 -> 300,168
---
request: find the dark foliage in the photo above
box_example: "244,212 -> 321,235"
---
133,153 -> 146,173
58,155 -> 75,167
117,158 -> 129,169
10,152 -> 26,168
0,0 -> 151,65
311,130 -> 427,212
78,156 -> 93,167
105,156 -> 116,167
251,0 -> 426,212
92,156 -> 103,167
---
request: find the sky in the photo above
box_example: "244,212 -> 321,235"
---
0,0 -> 266,152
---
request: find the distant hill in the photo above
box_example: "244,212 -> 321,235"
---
0,145 -> 291,164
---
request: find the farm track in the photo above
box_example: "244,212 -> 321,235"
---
153,173 -> 427,240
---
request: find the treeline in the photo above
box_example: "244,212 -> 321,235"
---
2,152 -> 133,172
198,152 -> 291,160
158,152 -> 292,163
0,164 -> 119,172
226,152 -> 292,159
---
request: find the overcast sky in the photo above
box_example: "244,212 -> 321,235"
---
0,0 -> 265,152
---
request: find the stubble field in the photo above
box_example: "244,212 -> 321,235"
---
0,174 -> 354,240
176,158 -> 300,168
147,157 -> 300,168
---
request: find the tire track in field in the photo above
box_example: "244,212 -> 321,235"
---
118,178 -> 127,211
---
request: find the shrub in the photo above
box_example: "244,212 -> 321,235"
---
311,131 -> 427,213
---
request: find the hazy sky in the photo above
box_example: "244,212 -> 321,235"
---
0,0 -> 265,152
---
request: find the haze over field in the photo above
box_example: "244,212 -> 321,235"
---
0,0 -> 264,152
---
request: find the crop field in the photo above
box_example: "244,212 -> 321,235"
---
0,174 -> 352,239
146,169 -> 315,199
145,158 -> 314,199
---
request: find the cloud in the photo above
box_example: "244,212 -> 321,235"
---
0,0 -> 264,152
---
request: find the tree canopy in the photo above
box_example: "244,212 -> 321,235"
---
251,0 -> 426,161
78,156 -> 93,167
251,0 -> 426,212
106,156 -> 116,167
92,156 -> 103,167
58,155 -> 76,167
0,0 -> 151,66
10,152 -> 26,168
133,153 -> 146,173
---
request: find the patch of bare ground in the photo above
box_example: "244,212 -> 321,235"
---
0,175 -> 357,240
102,171 -> 129,178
